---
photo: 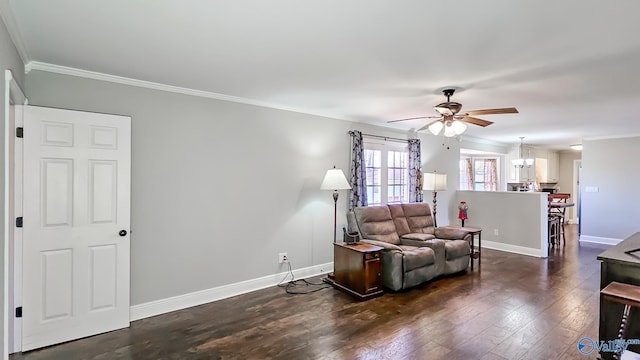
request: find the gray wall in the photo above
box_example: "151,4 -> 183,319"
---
459,138 -> 508,154
421,134 -> 461,227
25,70 -> 456,306
455,190 -> 547,256
581,137 -> 640,240
1,14 -> 25,358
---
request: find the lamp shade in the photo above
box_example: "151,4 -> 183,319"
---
428,121 -> 444,136
451,120 -> 467,135
320,168 -> 351,190
423,172 -> 447,191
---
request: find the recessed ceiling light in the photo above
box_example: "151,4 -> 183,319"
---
570,144 -> 583,151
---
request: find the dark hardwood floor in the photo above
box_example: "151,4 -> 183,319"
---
12,225 -> 609,360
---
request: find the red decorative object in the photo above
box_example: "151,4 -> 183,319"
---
458,201 -> 469,227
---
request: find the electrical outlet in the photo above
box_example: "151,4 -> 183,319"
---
494,229 -> 499,236
278,252 -> 288,264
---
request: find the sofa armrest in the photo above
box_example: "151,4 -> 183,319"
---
360,239 -> 403,251
434,227 -> 470,240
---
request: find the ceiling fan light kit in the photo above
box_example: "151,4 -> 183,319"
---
428,121 -> 444,135
389,88 -> 518,137
426,118 -> 467,137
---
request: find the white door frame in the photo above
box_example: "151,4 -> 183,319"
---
10,104 -> 23,354
4,70 -> 27,358
573,159 -> 582,230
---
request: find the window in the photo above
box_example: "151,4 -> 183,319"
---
460,156 -> 499,191
364,141 -> 409,205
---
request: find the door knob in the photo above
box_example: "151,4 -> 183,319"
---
119,230 -> 127,237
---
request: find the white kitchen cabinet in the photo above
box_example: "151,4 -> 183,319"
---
520,164 -> 535,182
533,149 -> 559,183
507,145 -> 560,184
547,151 -> 559,182
535,157 -> 548,183
534,148 -> 548,159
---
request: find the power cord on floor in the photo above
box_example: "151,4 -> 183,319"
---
277,261 -> 332,294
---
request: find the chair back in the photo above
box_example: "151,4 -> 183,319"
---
548,193 -> 571,216
549,193 -> 570,203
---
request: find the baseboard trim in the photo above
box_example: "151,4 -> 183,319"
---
482,240 -> 544,258
579,235 -> 622,246
130,262 -> 333,321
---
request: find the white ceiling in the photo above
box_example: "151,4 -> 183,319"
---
4,0 -> 640,150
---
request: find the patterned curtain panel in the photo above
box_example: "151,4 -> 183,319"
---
408,139 -> 423,203
349,130 -> 367,209
465,158 -> 474,190
484,159 -> 498,191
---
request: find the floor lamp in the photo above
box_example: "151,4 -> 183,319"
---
320,166 -> 351,283
423,172 -> 447,228
320,166 -> 352,242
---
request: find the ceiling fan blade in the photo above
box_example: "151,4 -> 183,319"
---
464,107 -> 519,116
458,116 -> 494,127
418,120 -> 441,132
387,116 -> 441,123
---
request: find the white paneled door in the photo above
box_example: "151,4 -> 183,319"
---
22,106 -> 130,351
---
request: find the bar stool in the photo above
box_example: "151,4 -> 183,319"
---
548,214 -> 561,247
600,282 -> 640,359
549,193 -> 570,244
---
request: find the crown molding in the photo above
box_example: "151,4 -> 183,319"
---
582,133 -> 640,141
25,61 -> 353,122
0,0 -> 31,63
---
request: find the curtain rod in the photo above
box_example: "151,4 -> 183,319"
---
352,131 -> 415,143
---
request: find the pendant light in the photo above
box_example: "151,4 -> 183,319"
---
512,137 -> 533,168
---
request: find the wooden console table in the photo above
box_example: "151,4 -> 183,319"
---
332,243 -> 383,300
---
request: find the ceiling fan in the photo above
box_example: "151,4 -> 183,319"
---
388,88 -> 518,137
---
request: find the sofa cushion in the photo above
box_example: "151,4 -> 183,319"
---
401,203 -> 436,234
444,240 -> 471,260
388,204 -> 411,236
354,205 -> 400,245
398,245 -> 436,271
401,233 -> 436,241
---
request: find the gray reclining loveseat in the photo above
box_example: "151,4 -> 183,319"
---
347,203 -> 471,291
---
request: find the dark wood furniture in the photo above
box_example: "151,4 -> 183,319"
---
441,226 -> 482,270
332,242 -> 383,300
597,233 -> 640,359
600,282 -> 640,359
